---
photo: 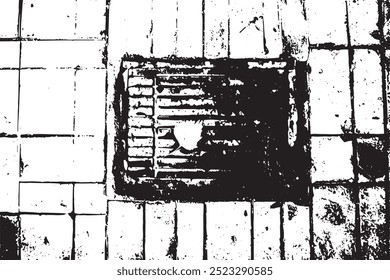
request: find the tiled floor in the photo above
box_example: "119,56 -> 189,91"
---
0,0 -> 107,260
1,0 -> 389,260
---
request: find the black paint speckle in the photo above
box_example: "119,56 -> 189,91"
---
166,236 -> 177,259
287,204 -> 297,221
43,236 -> 50,245
322,200 -> 346,226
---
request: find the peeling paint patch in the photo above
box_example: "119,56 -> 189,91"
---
0,216 -> 19,260
356,138 -> 386,181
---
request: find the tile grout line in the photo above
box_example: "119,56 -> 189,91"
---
345,0 -> 362,260
305,53 -> 315,259
250,200 -> 254,260
104,199 -> 110,260
152,75 -> 158,176
280,203 -> 285,260
309,43 -> 384,50
377,0 -> 390,259
74,0 -> 77,38
70,183 -> 76,260
304,64 -> 315,259
16,0 -> 23,260
174,0 -> 179,56
73,69 -> 77,137
104,0 -> 111,260
202,0 -> 205,58
227,0 -> 231,58
203,202 -> 207,260
142,201 -> 146,260
173,201 -> 178,260
150,0 -> 154,57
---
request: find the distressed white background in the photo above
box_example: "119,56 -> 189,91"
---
0,0 -> 388,260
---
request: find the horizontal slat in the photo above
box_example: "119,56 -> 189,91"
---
136,177 -> 214,186
129,97 -> 154,108
158,98 -> 215,108
157,158 -> 197,169
128,127 -> 154,138
155,169 -> 229,178
157,139 -> 176,148
156,119 -> 236,128
128,107 -> 153,117
128,147 -> 153,157
128,138 -> 154,147
156,148 -> 177,157
128,117 -> 153,128
125,158 -> 153,168
157,108 -> 218,117
128,87 -> 153,96
123,61 -> 288,71
128,77 -> 153,87
156,88 -> 206,97
157,76 -> 225,87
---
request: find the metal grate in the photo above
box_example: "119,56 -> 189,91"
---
113,57 -> 310,203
